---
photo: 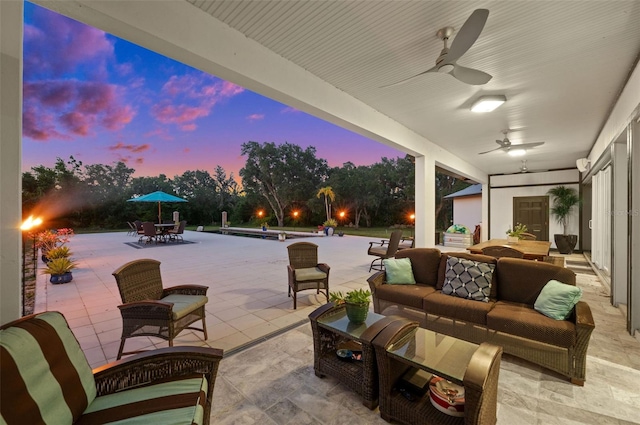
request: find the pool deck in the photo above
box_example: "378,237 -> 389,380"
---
34,229 -> 464,368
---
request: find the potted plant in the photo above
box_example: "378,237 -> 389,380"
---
278,231 -> 286,242
547,186 -> 581,254
45,246 -> 72,260
329,288 -> 372,324
506,223 -> 528,243
42,257 -> 77,284
323,218 -> 338,236
36,228 -> 74,262
261,222 -> 269,231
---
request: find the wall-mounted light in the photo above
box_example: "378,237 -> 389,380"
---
471,95 -> 506,113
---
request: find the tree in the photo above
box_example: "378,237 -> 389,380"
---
316,186 -> 335,222
240,141 -> 328,226
328,162 -> 380,228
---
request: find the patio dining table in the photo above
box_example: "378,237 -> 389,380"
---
467,239 -> 551,261
154,223 -> 176,241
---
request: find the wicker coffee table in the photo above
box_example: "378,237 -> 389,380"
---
372,320 -> 503,424
309,303 -> 401,409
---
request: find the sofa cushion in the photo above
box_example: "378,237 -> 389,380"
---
534,280 -> 583,320
376,284 -> 436,309
438,253 -> 498,298
395,248 -> 442,286
442,257 -> 495,302
487,301 -> 576,347
161,294 -> 208,321
423,292 -> 494,325
0,312 -> 96,424
80,373 -> 208,425
383,258 -> 416,284
496,258 -> 576,305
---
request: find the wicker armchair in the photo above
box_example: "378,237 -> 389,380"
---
367,229 -> 403,271
481,245 -> 524,258
287,242 -> 330,309
112,259 -> 209,359
0,311 -> 222,425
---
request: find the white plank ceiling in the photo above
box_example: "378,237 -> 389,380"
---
185,0 -> 639,176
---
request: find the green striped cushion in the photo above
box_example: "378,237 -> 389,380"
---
78,374 -> 208,425
0,311 -> 96,424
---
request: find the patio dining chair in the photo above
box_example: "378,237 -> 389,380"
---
168,220 -> 186,242
126,221 -> 137,236
287,242 -> 330,309
112,259 -> 209,359
139,221 -> 160,244
367,229 -> 403,271
481,245 -> 525,259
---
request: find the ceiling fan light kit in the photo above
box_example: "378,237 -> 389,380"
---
471,95 -> 506,112
508,149 -> 527,157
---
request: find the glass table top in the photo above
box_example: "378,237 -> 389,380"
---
386,327 -> 479,385
317,308 -> 385,339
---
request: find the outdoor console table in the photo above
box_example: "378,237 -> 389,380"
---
308,303 -> 402,409
467,238 -> 551,261
372,319 -> 503,425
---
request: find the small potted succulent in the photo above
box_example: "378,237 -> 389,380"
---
42,257 -> 77,284
329,288 -> 372,324
506,223 -> 528,243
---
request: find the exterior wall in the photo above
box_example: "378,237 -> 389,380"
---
489,170 -> 580,248
452,196 -> 482,233
0,0 -> 24,323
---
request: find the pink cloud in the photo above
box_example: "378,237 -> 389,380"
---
281,106 -> 301,114
23,8 -> 114,80
23,80 -> 136,140
108,142 -> 150,153
151,75 -> 245,132
144,128 -> 174,141
247,113 -> 265,122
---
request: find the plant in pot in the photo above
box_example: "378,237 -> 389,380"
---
278,231 -> 286,242
42,257 -> 77,284
35,228 -> 74,262
547,185 -> 581,254
329,288 -> 372,324
506,223 -> 528,243
45,246 -> 72,260
323,218 -> 338,236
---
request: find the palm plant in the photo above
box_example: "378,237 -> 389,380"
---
547,186 -> 580,235
316,186 -> 336,222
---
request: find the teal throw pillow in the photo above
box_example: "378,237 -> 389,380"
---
383,258 -> 416,285
534,280 -> 582,320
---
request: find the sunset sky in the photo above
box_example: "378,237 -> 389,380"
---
21,2 -> 405,180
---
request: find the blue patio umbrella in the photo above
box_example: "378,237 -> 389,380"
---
127,191 -> 187,223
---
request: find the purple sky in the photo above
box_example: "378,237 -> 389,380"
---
22,2 -> 405,180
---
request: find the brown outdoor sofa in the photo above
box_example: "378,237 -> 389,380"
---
367,248 -> 595,385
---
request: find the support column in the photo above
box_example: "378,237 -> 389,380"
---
481,183 -> 489,242
0,0 -> 24,323
415,155 -> 435,247
630,117 -> 640,335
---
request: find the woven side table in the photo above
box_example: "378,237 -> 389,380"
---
372,320 -> 503,425
308,303 -> 404,409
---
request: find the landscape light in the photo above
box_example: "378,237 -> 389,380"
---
471,95 -> 506,113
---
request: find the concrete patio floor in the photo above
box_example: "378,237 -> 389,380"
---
35,229 -> 459,368
32,230 -> 640,423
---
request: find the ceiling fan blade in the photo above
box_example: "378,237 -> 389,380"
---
496,139 -> 510,147
380,66 -> 437,88
447,9 -> 489,62
451,64 -> 492,85
478,146 -> 505,155
517,142 -> 545,149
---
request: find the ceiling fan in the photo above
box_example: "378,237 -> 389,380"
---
479,130 -> 545,155
382,9 -> 492,87
520,160 -> 528,173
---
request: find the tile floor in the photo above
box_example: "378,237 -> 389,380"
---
34,231 -> 640,424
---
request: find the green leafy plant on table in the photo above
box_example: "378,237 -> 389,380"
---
506,223 -> 528,239
330,288 -> 372,324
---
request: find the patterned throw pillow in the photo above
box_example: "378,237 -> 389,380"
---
442,256 -> 494,302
